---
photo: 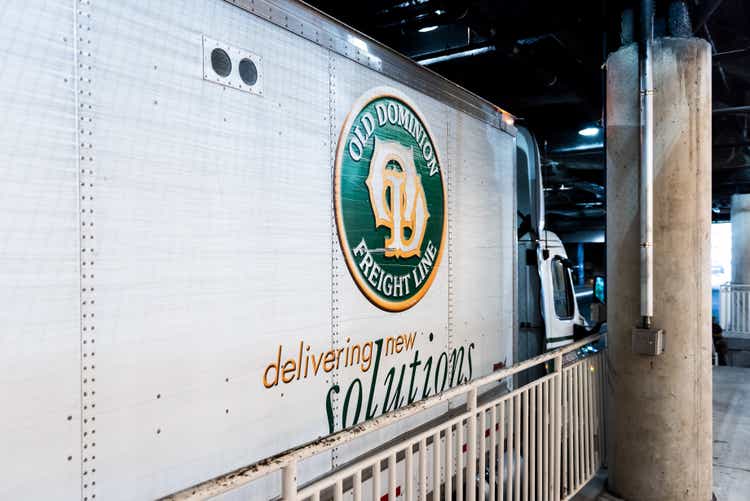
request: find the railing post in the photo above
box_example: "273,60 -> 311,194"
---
553,355 -> 563,501
389,454 -> 398,501
405,443 -> 414,501
282,461 -> 298,501
353,470 -> 362,501
373,459 -> 382,501
444,426 -> 452,501
560,361 -> 568,499
419,438 -> 427,501
467,388 -> 478,501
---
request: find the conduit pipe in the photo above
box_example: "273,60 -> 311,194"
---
639,0 -> 655,328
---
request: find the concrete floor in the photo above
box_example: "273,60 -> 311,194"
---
713,366 -> 750,501
573,366 -> 750,501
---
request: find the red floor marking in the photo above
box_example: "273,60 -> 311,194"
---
380,485 -> 401,501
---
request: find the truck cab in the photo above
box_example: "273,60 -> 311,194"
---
516,127 -> 587,367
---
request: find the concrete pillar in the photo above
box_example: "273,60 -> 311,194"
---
606,38 -> 712,501
731,194 -> 750,284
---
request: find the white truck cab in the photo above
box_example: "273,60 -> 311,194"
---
537,230 -> 588,349
516,127 -> 588,361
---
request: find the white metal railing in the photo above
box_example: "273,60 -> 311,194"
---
163,335 -> 606,501
720,283 -> 750,337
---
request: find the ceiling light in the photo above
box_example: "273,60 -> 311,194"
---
419,25 -> 438,33
578,126 -> 600,137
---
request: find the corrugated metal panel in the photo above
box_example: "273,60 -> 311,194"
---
0,1 -> 518,499
0,0 -> 81,499
450,115 -> 516,382
89,1 -> 332,498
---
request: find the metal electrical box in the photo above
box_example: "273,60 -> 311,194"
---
632,327 -> 665,355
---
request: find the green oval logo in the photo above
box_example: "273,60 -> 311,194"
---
335,88 -> 446,311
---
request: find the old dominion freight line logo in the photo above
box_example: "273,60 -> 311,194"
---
335,88 -> 446,311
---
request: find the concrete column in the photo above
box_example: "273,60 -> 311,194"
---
606,38 -> 712,501
731,194 -> 750,284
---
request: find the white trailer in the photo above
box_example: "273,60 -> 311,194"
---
0,0 -> 584,499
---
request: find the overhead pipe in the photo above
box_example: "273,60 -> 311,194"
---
692,0 -> 725,35
415,43 -> 495,65
639,0 -> 655,328
713,105 -> 750,114
713,47 -> 750,58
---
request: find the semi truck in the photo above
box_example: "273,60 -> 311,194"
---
0,0 -> 586,499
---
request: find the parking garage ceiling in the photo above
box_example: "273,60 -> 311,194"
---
307,0 -> 750,236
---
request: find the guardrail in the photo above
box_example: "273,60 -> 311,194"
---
163,334 -> 606,501
720,283 -> 750,337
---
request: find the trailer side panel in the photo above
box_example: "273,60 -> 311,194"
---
0,1 -> 516,499
0,1 -> 81,499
